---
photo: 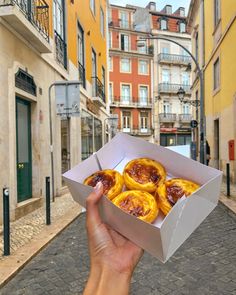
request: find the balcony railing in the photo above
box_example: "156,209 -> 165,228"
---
158,83 -> 191,94
55,31 -> 67,69
117,127 -> 152,136
78,61 -> 86,88
110,97 -> 152,108
92,76 -> 105,103
0,0 -> 49,41
159,113 -> 177,122
158,53 -> 192,65
108,19 -> 134,30
109,40 -> 153,55
179,114 -> 192,122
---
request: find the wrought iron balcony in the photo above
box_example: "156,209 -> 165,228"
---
158,83 -> 191,94
108,19 -> 134,30
179,114 -> 192,122
110,97 -> 152,108
159,113 -> 177,122
137,100 -> 152,108
109,40 -> 153,55
132,126 -> 152,136
92,76 -> 105,105
78,61 -> 86,88
0,0 -> 51,53
158,53 -> 192,65
55,31 -> 67,69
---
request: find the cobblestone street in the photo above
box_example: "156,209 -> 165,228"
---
0,203 -> 235,295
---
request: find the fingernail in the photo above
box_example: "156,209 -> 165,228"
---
94,182 -> 102,193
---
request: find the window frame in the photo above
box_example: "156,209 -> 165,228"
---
100,7 -> 105,37
138,59 -> 149,75
121,83 -> 131,105
120,58 -> 131,73
213,56 -> 220,93
139,85 -> 149,106
214,0 -> 221,28
90,0 -> 95,15
160,18 -> 168,30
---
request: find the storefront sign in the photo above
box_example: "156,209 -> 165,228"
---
160,128 -> 177,133
86,98 -> 99,115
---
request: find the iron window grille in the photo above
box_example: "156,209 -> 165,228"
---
15,69 -> 37,96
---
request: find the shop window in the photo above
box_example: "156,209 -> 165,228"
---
81,110 -> 102,160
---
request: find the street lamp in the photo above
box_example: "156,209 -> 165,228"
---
137,36 -> 206,164
104,114 -> 119,143
177,87 -> 186,103
49,81 -> 81,201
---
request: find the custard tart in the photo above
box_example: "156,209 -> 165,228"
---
112,190 -> 159,223
84,169 -> 123,200
155,178 -> 200,216
123,158 -> 166,193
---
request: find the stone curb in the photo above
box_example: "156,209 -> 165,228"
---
0,205 -> 82,288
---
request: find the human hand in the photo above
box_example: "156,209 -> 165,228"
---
83,182 -> 143,295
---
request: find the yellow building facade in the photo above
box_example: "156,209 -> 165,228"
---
188,0 -> 236,179
0,0 -> 108,224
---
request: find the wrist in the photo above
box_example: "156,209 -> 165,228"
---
84,264 -> 131,295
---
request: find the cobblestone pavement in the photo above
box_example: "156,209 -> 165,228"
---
0,203 -> 235,295
0,193 -> 77,259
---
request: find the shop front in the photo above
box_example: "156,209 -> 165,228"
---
160,128 -> 191,147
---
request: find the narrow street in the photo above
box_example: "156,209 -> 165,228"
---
1,203 -> 235,295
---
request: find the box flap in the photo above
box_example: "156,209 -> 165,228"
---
63,154 -> 100,183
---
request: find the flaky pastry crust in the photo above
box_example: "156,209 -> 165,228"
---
155,178 -> 200,216
123,158 -> 166,193
112,190 -> 159,223
84,169 -> 124,200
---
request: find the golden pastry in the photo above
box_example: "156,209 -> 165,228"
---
112,190 -> 159,223
155,178 -> 200,216
123,158 -> 166,193
84,169 -> 123,200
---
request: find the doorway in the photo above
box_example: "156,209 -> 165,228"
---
16,97 -> 32,202
214,119 -> 220,169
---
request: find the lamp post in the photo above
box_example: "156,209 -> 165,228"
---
49,81 -> 81,201
137,36 -> 206,164
104,114 -> 119,144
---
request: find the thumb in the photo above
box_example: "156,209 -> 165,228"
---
86,182 -> 104,228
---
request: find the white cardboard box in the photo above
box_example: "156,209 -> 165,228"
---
63,133 -> 222,263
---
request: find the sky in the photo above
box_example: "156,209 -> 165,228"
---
110,0 -> 191,13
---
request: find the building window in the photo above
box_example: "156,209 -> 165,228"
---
120,34 -> 129,51
109,83 -> 113,103
140,111 -> 148,132
53,0 -> 64,37
162,69 -> 170,83
139,86 -> 148,106
213,57 -> 220,90
53,0 -> 67,68
100,7 -> 105,37
121,58 -> 131,72
102,66 -> 106,98
120,11 -> 129,29
109,56 -> 113,71
160,19 -> 167,30
81,111 -> 102,160
182,72 -> 190,85
90,0 -> 95,15
161,45 -> 170,54
122,111 -> 131,131
195,32 -> 199,62
109,31 -> 112,48
214,0 -> 220,27
78,22 -> 85,88
121,84 -> 131,104
182,104 -> 190,114
139,60 -> 148,74
179,22 -> 186,33
163,102 -> 171,114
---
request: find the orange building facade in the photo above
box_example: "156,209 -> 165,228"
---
108,5 -> 154,141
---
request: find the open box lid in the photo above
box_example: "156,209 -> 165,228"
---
63,133 -> 222,262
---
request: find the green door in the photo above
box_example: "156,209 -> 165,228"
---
16,97 -> 32,202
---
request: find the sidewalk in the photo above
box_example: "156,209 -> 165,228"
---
0,181 -> 235,287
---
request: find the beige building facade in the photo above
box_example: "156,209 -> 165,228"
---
0,0 -> 108,224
